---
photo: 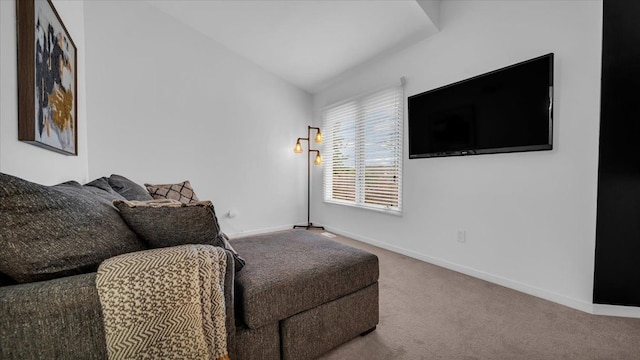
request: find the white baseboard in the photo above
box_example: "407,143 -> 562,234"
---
593,304 -> 640,318
323,226 -> 609,316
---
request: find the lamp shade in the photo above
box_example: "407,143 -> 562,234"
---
314,153 -> 323,165
314,130 -> 323,143
294,140 -> 303,153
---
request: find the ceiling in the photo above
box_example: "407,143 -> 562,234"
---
146,0 -> 440,93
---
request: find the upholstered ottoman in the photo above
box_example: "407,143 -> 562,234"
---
231,229 -> 379,360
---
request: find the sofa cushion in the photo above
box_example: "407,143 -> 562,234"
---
231,229 -> 379,329
113,199 -> 245,271
235,322 -> 280,360
145,180 -> 199,203
85,176 -> 117,194
0,272 -> 107,359
107,174 -> 154,201
84,177 -> 126,206
281,283 -> 379,360
0,173 -> 146,283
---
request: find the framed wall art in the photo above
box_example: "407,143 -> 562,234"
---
17,0 -> 77,155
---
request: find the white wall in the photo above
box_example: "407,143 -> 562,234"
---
1,0 -> 88,185
83,1 -> 311,236
312,0 -> 603,311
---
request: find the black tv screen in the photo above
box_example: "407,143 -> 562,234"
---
408,53 -> 553,158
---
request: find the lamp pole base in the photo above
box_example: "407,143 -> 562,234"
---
293,222 -> 325,230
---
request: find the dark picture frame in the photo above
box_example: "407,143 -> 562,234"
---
17,0 -> 78,155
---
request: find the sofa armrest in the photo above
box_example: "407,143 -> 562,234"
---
0,247 -> 236,360
0,273 -> 107,360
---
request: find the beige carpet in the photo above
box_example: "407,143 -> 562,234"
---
315,231 -> 640,360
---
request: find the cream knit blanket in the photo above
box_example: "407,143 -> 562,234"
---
96,245 -> 229,360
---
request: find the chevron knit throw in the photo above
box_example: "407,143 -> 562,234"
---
96,245 -> 230,360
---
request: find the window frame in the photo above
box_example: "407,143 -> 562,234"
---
321,81 -> 404,215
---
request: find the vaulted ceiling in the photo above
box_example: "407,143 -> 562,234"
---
146,0 -> 440,93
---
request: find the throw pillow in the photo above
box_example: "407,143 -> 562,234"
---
114,199 -> 245,271
0,173 -> 147,283
145,180 -> 199,203
85,176 -> 116,194
84,177 -> 127,206
108,174 -> 154,201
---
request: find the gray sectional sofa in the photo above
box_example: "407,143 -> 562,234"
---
0,172 -> 379,359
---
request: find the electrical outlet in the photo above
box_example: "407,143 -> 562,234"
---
456,230 -> 466,243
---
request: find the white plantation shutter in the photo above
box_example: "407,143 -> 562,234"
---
323,81 -> 404,214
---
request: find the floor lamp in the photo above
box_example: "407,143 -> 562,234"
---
293,126 -> 325,230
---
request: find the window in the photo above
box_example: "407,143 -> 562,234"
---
322,81 -> 404,214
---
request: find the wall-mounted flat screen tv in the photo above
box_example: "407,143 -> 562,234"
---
408,53 -> 553,159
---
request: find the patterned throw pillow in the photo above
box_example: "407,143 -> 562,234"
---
113,199 -> 245,271
145,180 -> 199,204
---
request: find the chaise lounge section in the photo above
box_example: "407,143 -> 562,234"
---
232,230 -> 379,360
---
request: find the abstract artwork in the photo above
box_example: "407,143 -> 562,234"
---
17,0 -> 77,155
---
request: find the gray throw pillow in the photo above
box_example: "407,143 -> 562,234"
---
0,173 -> 147,283
81,177 -> 127,207
108,174 -> 154,201
85,176 -> 117,194
113,199 -> 245,271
